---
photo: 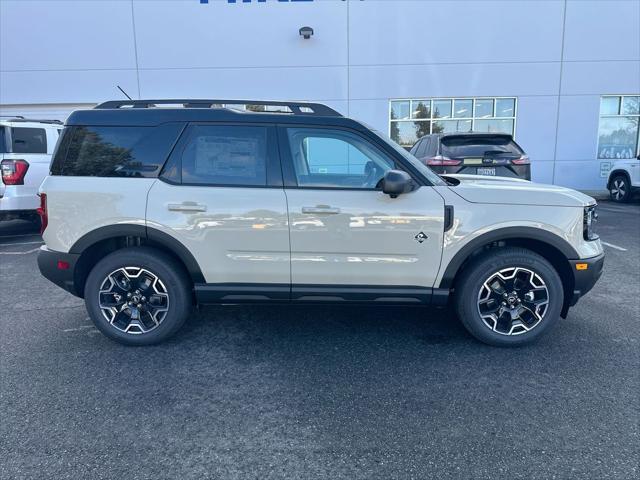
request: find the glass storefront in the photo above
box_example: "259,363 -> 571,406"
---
597,95 -> 640,160
389,97 -> 517,147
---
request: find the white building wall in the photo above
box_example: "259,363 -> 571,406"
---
1,0 -> 639,190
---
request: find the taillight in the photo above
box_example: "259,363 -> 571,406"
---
1,159 -> 29,185
425,156 -> 462,166
511,155 -> 530,165
37,193 -> 48,234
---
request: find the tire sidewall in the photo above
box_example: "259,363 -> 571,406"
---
456,249 -> 564,347
84,248 -> 191,346
609,175 -> 630,202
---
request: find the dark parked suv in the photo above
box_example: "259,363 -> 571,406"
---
410,133 -> 531,180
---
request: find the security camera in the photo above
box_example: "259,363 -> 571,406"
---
299,26 -> 314,39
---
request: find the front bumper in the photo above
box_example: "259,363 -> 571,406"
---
568,252 -> 605,306
37,246 -> 82,297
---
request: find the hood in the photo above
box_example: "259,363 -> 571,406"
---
443,174 -> 595,207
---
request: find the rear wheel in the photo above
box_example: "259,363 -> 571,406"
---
454,247 -> 563,347
609,174 -> 631,202
84,247 -> 192,345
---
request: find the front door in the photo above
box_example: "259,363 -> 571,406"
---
279,126 -> 445,302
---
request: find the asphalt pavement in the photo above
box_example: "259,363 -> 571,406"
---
1,200 -> 638,480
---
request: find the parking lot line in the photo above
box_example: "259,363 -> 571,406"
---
0,247 -> 40,255
0,241 -> 43,247
602,241 -> 628,252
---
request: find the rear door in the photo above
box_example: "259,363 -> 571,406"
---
279,125 -> 445,301
146,123 -> 290,297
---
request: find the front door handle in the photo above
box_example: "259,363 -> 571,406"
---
167,202 -> 207,213
301,205 -> 341,215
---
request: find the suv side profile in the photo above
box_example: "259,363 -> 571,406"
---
1,117 -> 62,224
38,100 -> 604,347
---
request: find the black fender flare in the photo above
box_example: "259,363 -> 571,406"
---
69,224 -> 205,284
438,226 -> 579,289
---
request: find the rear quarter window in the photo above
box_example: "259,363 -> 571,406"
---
11,127 -> 47,154
441,135 -> 524,158
51,124 -> 183,177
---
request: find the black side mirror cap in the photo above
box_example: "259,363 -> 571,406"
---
382,169 -> 413,198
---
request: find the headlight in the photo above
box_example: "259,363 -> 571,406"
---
583,204 -> 599,241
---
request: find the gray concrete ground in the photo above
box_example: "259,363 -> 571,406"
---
1,201 -> 638,480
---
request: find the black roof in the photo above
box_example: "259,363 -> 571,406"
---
67,99 -> 364,129
422,132 -> 514,140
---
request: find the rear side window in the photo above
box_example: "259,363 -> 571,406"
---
180,125 -> 268,186
440,135 -> 524,158
11,127 -> 47,154
52,124 -> 183,177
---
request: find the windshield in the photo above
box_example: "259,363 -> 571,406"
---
370,128 -> 447,186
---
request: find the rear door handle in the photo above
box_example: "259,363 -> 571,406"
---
301,205 -> 341,215
167,202 -> 207,212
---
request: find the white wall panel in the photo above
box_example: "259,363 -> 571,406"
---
133,1 -> 347,69
0,70 -> 139,105
554,95 -> 601,161
0,0 -> 136,71
138,66 -> 347,101
513,96 -> 559,161
349,0 -> 564,65
530,160 -> 555,185
561,61 -> 640,95
563,0 -> 640,62
349,62 -> 561,100
553,160 -> 607,190
348,99 -> 390,133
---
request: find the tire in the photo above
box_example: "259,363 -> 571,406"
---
609,174 -> 631,202
454,247 -> 563,347
84,247 -> 193,346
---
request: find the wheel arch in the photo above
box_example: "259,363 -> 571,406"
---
439,227 -> 577,317
69,224 -> 205,297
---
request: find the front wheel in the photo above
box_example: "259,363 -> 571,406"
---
84,247 -> 193,345
609,174 -> 631,202
454,247 -> 564,347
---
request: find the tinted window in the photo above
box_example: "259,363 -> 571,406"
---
440,135 -> 524,158
54,124 -> 183,177
11,127 -> 47,154
0,127 -> 6,153
181,125 -> 268,186
287,127 -> 394,189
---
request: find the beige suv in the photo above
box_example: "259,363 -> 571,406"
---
38,100 -> 604,347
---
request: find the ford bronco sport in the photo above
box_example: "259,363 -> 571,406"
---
37,100 -> 604,347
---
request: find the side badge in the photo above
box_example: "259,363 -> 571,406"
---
414,232 -> 428,243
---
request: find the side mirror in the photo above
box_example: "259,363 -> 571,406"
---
382,170 -> 413,198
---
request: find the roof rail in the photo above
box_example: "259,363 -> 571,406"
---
94,99 -> 342,117
0,116 -> 63,124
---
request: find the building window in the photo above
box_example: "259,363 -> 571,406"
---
597,95 -> 640,159
389,97 -> 517,148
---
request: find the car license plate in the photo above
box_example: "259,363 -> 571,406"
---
477,167 -> 496,176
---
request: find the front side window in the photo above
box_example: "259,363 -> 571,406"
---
389,97 -> 517,148
181,125 -> 268,186
11,127 -> 47,154
286,128 -> 394,189
597,95 -> 640,159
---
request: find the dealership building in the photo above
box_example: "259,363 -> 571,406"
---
1,0 -> 639,191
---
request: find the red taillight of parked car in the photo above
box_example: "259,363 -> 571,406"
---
1,159 -> 29,185
424,156 -> 462,166
511,155 -> 530,165
37,193 -> 48,234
